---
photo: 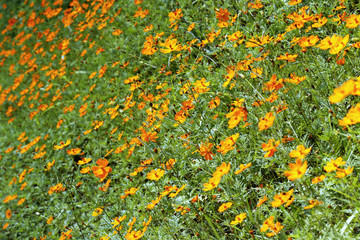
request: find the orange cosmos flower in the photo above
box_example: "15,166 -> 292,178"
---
92,159 -> 112,181
260,216 -> 275,232
226,106 -> 248,129
147,196 -> 161,209
92,207 -> 103,217
216,8 -> 230,22
336,57 -> 345,65
213,162 -> 231,178
345,14 -> 360,29
60,229 -> 73,239
234,163 -> 251,174
223,69 -> 236,87
89,71 -> 97,79
17,198 -> 25,205
175,205 -> 190,215
165,159 -> 177,170
193,78 -> 210,93
3,195 -> 17,203
112,29 -> 123,36
335,166 -> 354,178
316,34 -> 349,54
133,7 -> 149,18
282,135 -> 295,143
298,35 -> 319,48
203,176 -> 221,191
246,35 -> 272,48
284,159 -> 307,181
146,169 -> 165,181
256,196 -> 268,207
53,139 -> 71,150
140,128 -> 158,142
191,195 -> 199,203
286,6 -> 314,30
67,148 -> 81,155
8,17 -> 17,26
17,131 -> 26,141
126,187 -> 139,195
208,96 -> 220,109
329,79 -> 357,103
125,230 -> 144,240
58,38 -> 70,50
2,223 -> 9,230
80,166 -> 91,174
47,216 -> 54,224
159,36 -> 182,54
4,147 -> 14,153
275,103 -> 288,114
338,103 -> 360,126
77,158 -> 91,165
168,9 -> 183,22
289,145 -> 311,160
304,199 -> 323,209
288,0 -> 302,5
142,35 -> 158,55
231,213 -> 247,225
312,16 -> 327,28
324,157 -> 346,172
218,202 -> 233,212
260,216 -> 284,237
121,187 -> 138,198
285,73 -> 306,84
285,197 -> 295,207
271,189 -> 294,207
111,215 -> 126,228
44,160 -> 55,171
99,179 -> 111,192
276,52 -> 298,62
228,31 -> 243,42
169,184 -> 186,198
6,209 -> 11,219
250,67 -> 263,78
266,221 -> 284,237
312,175 -> 326,184
258,112 -> 275,131
216,133 -> 239,154
143,24 -> 153,32
48,183 -> 66,195
248,0 -> 263,9
199,142 -> 214,160
261,139 -> 280,158
187,23 -> 195,32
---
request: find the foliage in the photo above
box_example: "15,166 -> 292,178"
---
1,0 -> 360,239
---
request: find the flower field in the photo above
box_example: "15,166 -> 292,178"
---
1,0 -> 360,239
